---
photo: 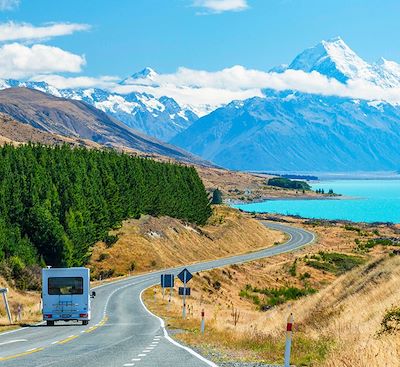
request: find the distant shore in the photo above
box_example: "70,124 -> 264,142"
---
227,193 -> 354,206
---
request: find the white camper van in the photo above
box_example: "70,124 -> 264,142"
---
42,267 -> 95,326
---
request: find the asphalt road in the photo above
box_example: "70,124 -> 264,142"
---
0,222 -> 315,367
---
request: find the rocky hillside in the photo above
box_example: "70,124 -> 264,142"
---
0,88 -> 208,165
0,68 -> 198,141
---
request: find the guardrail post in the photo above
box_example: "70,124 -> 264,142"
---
200,309 -> 205,334
284,313 -> 294,367
1,288 -> 12,324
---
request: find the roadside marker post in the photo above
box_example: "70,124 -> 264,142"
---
200,309 -> 205,334
284,313 -> 294,367
17,304 -> 22,322
177,268 -> 193,319
0,288 -> 12,324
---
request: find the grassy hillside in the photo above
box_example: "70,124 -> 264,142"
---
0,206 -> 283,328
89,205 -> 284,279
144,217 -> 400,366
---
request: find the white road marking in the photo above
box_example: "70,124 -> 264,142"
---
140,288 -> 219,367
27,348 -> 37,352
147,346 -> 155,349
123,364 -> 135,366
51,341 -> 60,345
131,358 -> 141,361
138,353 -> 146,356
0,339 -> 27,346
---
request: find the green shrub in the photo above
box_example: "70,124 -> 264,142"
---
98,253 -> 109,262
240,284 -> 316,309
103,234 -> 118,248
268,177 -> 311,191
380,307 -> 400,334
289,259 -> 297,276
306,252 -> 364,274
128,261 -> 136,271
300,272 -> 311,280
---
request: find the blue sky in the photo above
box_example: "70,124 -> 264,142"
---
2,0 -> 400,77
1,0 -> 400,112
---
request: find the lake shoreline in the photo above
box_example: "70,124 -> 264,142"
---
227,193 -> 355,205
231,179 -> 400,224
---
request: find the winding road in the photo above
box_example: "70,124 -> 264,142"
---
0,222 -> 315,367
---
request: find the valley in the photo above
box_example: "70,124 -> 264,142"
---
0,10 -> 399,366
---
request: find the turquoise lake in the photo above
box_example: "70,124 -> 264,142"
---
233,180 -> 400,223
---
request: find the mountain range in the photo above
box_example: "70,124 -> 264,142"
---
172,37 -> 400,171
0,68 -> 197,142
0,87 -> 207,165
2,37 -> 400,172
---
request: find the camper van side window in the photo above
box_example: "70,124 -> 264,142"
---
48,277 -> 84,295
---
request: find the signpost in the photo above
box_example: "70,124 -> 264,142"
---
0,288 -> 11,324
177,268 -> 192,319
178,287 -> 191,296
161,274 -> 174,306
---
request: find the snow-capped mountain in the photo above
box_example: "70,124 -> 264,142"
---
120,67 -> 159,86
172,37 -> 400,171
286,36 -> 400,87
171,90 -> 400,171
0,70 -> 198,141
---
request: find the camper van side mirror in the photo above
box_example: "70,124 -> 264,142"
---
91,291 -> 96,298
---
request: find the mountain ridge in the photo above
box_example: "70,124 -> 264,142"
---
171,90 -> 400,171
0,73 -> 198,141
0,87 -> 210,166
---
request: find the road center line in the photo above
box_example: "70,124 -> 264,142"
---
0,339 -> 27,346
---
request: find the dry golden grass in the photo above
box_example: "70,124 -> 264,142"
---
0,206 -> 282,331
143,217 -> 400,366
196,166 -> 324,202
0,277 -> 41,330
89,206 -> 284,278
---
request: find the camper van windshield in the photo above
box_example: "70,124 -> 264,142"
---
48,277 -> 83,295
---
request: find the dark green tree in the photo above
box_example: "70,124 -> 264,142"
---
211,189 -> 223,204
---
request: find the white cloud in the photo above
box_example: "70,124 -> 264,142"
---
27,64 -> 400,115
0,21 -> 91,42
30,74 -> 120,89
0,43 -> 86,79
192,0 -> 248,13
114,82 -> 262,115
113,65 -> 400,112
0,0 -> 19,11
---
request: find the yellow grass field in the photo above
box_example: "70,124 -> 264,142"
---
144,216 -> 400,366
89,206 -> 284,279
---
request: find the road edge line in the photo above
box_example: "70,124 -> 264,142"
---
139,288 -> 219,367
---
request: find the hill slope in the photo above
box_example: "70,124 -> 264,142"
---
1,73 -> 198,141
171,91 -> 400,171
0,87 -> 206,165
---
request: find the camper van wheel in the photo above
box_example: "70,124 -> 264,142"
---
46,320 -> 55,326
82,320 -> 89,325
